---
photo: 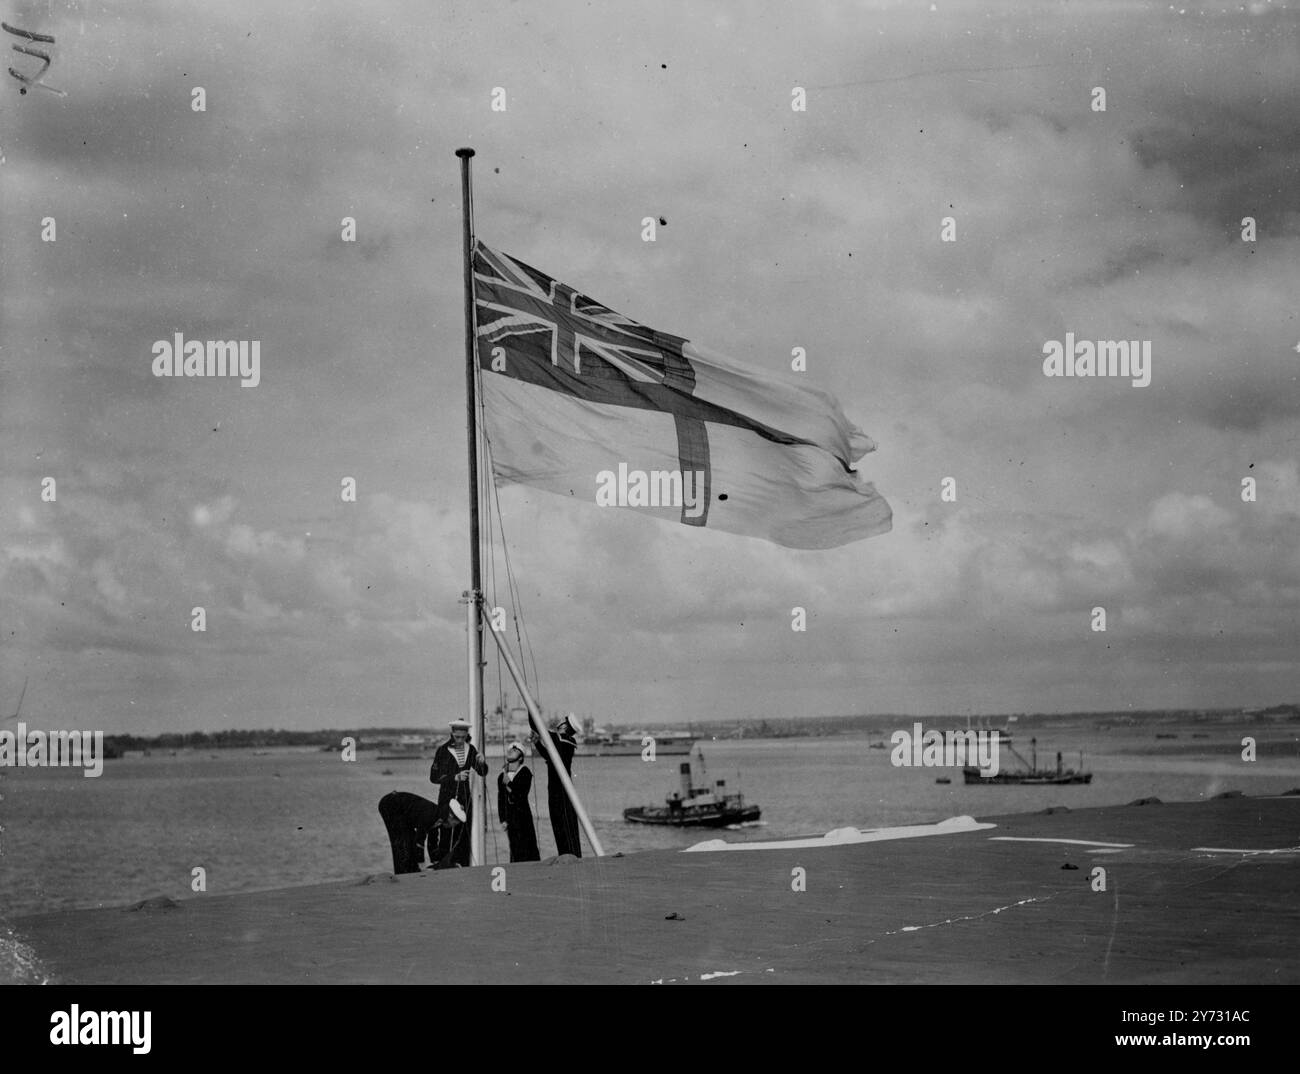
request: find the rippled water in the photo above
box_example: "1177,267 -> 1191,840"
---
2,725 -> 1297,922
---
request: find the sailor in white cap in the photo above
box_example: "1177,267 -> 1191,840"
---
497,740 -> 540,862
429,718 -> 488,867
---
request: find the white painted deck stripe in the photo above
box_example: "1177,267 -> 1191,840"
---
684,815 -> 993,852
989,837 -> 1134,848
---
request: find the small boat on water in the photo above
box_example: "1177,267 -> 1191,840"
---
963,737 -> 1092,785
624,751 -> 760,827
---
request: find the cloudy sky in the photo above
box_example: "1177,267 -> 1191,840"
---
2,0 -> 1297,735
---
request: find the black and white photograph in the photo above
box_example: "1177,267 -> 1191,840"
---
1,0 -> 1297,1045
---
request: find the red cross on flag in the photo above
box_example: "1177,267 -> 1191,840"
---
473,241 -> 891,550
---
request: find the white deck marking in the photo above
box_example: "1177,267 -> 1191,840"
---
684,815 -> 993,852
1191,845 -> 1300,855
989,837 -> 1134,848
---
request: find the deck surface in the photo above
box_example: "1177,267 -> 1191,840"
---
13,796 -> 1299,984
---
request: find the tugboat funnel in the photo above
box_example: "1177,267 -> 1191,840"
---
679,762 -> 692,797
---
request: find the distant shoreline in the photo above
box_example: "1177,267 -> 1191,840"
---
93,705 -> 1300,754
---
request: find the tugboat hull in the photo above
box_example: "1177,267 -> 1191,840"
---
623,804 -> 762,827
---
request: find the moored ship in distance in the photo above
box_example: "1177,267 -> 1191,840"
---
577,715 -> 694,757
624,750 -> 760,827
962,766 -> 1092,785
581,730 -> 695,757
963,736 -> 1092,785
374,734 -> 438,761
955,716 -> 1013,746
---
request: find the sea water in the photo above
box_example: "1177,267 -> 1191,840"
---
1,728 -> 1297,919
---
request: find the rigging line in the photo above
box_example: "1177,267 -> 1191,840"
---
529,741 -> 540,820
487,767 -> 502,864
489,555 -> 509,785
486,507 -> 509,837
475,346 -> 511,719
480,417 -> 507,866
4,675 -> 28,723
507,532 -> 540,701
472,372 -> 498,727
483,437 -> 505,711
507,571 -> 532,696
507,524 -> 534,693
466,198 -> 504,866
471,393 -> 536,698
481,428 -> 524,688
483,478 -> 543,829
513,519 -> 539,692
478,409 -> 541,701
473,337 -> 515,867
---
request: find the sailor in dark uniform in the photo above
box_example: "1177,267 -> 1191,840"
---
497,740 -> 540,862
531,714 -> 583,858
429,718 -> 489,867
377,790 -> 439,874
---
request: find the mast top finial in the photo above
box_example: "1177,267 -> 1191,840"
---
455,147 -> 476,158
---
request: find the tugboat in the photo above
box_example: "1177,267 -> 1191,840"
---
623,750 -> 760,827
963,737 -> 1092,785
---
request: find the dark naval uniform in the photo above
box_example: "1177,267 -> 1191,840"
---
377,791 -> 440,874
497,764 -> 540,862
429,739 -> 488,867
537,730 -> 582,858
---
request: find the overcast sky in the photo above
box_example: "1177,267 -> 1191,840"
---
2,0 -> 1298,734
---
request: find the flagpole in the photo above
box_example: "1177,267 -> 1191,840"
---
456,146 -> 487,867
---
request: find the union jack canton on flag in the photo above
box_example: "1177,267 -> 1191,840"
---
472,240 -> 891,551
